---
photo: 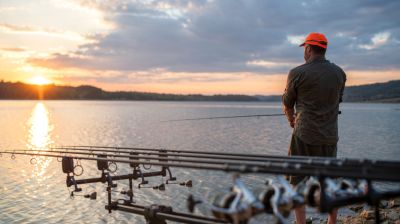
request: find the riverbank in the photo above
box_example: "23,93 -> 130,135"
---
312,199 -> 400,224
338,199 -> 400,224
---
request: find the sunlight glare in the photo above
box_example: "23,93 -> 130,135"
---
28,76 -> 52,86
25,102 -> 54,178
27,102 -> 53,150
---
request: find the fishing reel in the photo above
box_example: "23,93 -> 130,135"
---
295,177 -> 368,211
324,178 -> 367,200
187,174 -> 263,224
258,177 -> 304,224
295,177 -> 321,207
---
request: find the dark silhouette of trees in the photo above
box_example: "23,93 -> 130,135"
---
1,80 -> 399,102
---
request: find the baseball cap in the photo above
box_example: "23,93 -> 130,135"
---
299,32 -> 328,49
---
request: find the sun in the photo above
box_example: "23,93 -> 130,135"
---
28,76 -> 52,85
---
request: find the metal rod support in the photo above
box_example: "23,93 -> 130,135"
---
106,203 -> 228,224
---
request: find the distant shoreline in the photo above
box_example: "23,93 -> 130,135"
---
0,80 -> 399,103
0,99 -> 399,104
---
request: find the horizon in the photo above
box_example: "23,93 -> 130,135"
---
2,78 -> 398,97
1,1 -> 399,95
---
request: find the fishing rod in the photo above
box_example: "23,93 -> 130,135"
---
161,111 -> 342,122
1,148 -> 399,224
162,113 -> 285,122
8,149 -> 344,167
56,145 -> 400,168
9,149 -> 400,174
2,150 -> 400,181
6,148 -> 384,180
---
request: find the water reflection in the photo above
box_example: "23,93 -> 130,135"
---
27,102 -> 53,150
26,102 -> 54,178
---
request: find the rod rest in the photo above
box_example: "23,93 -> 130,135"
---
66,174 -> 82,192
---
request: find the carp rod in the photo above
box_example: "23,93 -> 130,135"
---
2,150 -> 400,181
1,150 -> 399,224
162,113 -> 285,122
161,111 -> 341,122
55,145 -> 400,168
9,148 -> 400,171
6,148 -> 392,174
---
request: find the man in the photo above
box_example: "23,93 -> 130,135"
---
282,32 -> 346,224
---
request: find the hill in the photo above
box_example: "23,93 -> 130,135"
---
0,80 -> 399,102
343,80 -> 400,103
255,80 -> 400,103
0,81 -> 259,101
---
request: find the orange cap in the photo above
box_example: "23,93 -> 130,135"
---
300,32 -> 328,49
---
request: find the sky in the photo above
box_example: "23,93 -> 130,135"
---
0,0 -> 399,95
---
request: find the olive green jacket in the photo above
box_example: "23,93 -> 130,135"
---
282,56 -> 346,145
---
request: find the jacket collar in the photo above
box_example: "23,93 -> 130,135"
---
306,55 -> 326,64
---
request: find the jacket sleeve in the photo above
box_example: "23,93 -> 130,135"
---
282,70 -> 298,108
339,70 -> 347,103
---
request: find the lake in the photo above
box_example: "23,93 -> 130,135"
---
0,101 -> 399,223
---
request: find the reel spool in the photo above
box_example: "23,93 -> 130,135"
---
210,192 -> 237,222
258,186 -> 275,214
259,184 -> 293,221
296,178 -> 320,207
273,186 -> 292,218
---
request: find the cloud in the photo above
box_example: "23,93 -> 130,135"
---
246,60 -> 297,70
359,32 -> 391,50
0,23 -> 36,32
1,47 -> 26,52
28,0 -> 400,78
287,35 -> 306,46
0,23 -> 87,41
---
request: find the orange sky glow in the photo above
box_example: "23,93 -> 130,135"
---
0,1 -> 398,95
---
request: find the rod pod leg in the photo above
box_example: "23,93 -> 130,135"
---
129,177 -> 133,202
374,205 -> 380,224
365,180 -> 381,224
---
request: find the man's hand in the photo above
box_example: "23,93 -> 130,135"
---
289,119 -> 295,128
283,106 -> 296,128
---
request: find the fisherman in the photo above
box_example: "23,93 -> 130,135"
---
282,32 -> 346,224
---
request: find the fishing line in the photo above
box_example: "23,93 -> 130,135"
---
162,113 -> 285,122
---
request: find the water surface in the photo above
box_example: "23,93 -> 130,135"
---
0,101 -> 399,223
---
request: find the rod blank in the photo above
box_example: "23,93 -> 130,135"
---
2,150 -> 400,181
